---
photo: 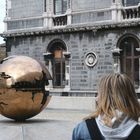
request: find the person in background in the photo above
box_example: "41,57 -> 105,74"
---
72,73 -> 140,140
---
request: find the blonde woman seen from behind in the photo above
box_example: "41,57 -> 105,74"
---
72,73 -> 140,140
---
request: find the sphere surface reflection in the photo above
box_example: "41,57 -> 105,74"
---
0,55 -> 52,121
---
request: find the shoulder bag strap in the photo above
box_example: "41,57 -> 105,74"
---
85,118 -> 103,140
127,124 -> 140,140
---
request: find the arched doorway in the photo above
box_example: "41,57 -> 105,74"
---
51,45 -> 66,87
46,39 -> 69,88
119,35 -> 140,87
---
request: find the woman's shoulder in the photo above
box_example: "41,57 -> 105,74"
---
74,121 -> 87,131
72,120 -> 91,140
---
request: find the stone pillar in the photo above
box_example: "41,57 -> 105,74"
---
117,1 -> 123,22
66,0 -> 71,25
43,52 -> 53,90
4,21 -> 7,31
67,9 -> 72,25
111,2 -> 117,22
112,48 -> 122,73
63,52 -> 71,92
4,0 -> 11,31
43,0 -> 53,29
111,0 -> 122,22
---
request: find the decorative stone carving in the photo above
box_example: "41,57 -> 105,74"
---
112,48 -> 122,56
85,52 -> 97,67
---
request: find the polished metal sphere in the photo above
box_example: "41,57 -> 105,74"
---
0,55 -> 52,121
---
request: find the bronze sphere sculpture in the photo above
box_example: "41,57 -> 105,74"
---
0,55 -> 52,121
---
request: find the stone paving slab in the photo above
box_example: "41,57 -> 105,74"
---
0,126 -> 23,140
0,109 -> 91,140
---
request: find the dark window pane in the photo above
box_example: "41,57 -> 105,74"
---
54,0 -> 62,14
126,59 -> 132,79
125,45 -> 131,56
55,62 -> 61,74
63,0 -> 67,13
52,58 -> 65,87
54,0 -> 67,15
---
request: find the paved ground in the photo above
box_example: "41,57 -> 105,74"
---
0,95 -> 139,140
0,108 -> 91,140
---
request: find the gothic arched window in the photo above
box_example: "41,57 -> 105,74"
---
119,36 -> 140,87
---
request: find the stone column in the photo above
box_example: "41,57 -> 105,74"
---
66,0 -> 72,25
111,0 -> 122,22
4,0 -> 11,31
63,52 -> 71,92
43,52 -> 53,90
112,48 -> 122,73
67,9 -> 72,25
43,0 -> 53,29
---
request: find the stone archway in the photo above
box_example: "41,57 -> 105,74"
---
45,39 -> 71,89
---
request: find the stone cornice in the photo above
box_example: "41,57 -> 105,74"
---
1,20 -> 140,38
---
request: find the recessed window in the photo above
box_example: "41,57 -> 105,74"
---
47,41 -> 67,88
54,0 -> 68,15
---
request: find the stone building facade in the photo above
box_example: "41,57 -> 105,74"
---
0,43 -> 6,61
1,0 -> 140,96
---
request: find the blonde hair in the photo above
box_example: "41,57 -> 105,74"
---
92,73 -> 140,121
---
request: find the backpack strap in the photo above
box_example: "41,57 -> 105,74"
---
86,118 -> 140,140
85,118 -> 103,140
127,124 -> 140,140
